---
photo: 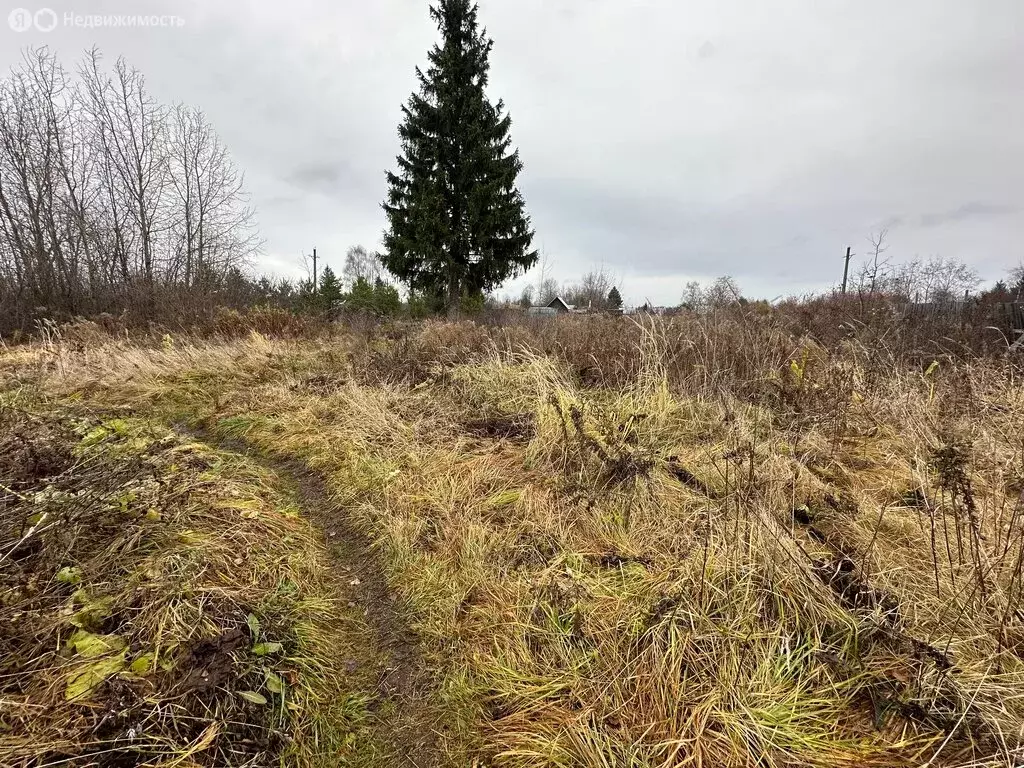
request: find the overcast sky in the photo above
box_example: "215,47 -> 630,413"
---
3,0 -> 1021,305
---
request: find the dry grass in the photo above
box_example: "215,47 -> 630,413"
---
5,315 -> 1024,766
0,390 -> 376,766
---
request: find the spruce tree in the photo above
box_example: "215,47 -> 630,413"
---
607,286 -> 623,310
318,266 -> 343,311
382,0 -> 537,313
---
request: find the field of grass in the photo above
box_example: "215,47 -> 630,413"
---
3,314 -> 1024,766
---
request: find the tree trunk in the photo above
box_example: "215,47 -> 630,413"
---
446,271 -> 460,319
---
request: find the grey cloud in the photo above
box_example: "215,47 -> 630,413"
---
876,216 -> 905,230
697,40 -> 718,60
2,0 -> 1020,304
285,163 -> 360,196
262,194 -> 303,210
917,202 -> 1018,228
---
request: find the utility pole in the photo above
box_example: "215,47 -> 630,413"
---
841,247 -> 852,294
312,247 -> 318,288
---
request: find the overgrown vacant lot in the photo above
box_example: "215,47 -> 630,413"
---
3,316 -> 1024,767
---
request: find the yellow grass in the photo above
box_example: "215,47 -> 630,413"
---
5,317 -> 1024,766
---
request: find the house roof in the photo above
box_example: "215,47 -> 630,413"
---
546,296 -> 573,312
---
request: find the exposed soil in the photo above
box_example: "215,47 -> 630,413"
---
464,412 -> 535,441
195,433 -> 446,768
175,627 -> 249,696
0,413 -> 75,487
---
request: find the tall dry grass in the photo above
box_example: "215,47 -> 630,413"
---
8,313 -> 1024,766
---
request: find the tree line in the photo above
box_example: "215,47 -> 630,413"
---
1,0 -> 540,332
2,2 -> 1018,336
0,47 -> 258,333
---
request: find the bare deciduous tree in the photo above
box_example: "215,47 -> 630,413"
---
678,277 -> 741,311
168,103 -> 258,288
79,48 -> 171,308
536,277 -> 559,305
917,256 -> 981,303
563,267 -> 617,310
863,254 -> 980,303
533,250 -> 555,303
0,46 -> 260,330
341,245 -> 385,288
852,225 -> 980,305
680,280 -> 705,311
858,228 -> 891,295
705,276 -> 743,308
1010,263 -> 1024,297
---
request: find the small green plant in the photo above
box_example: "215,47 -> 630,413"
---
789,348 -> 810,386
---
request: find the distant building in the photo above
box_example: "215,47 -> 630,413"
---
526,297 -> 575,318
546,296 -> 573,314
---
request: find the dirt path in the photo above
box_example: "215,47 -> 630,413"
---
198,434 -> 447,767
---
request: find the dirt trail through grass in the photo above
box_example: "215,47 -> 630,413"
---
15,333 -> 1024,766
206,436 -> 445,767
267,455 -> 443,766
